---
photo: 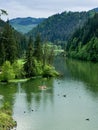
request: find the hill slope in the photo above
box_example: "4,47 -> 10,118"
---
0,19 -> 6,32
90,7 -> 98,12
27,8 -> 98,45
66,13 -> 98,62
27,11 -> 89,44
10,17 -> 45,34
0,19 -> 28,58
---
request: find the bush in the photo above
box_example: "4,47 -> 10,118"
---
0,102 -> 17,129
0,61 -> 15,82
33,60 -> 43,76
12,60 -> 25,78
43,65 -> 59,77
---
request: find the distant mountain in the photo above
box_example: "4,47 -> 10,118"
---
9,17 -> 45,34
90,7 -> 98,12
0,19 -> 6,32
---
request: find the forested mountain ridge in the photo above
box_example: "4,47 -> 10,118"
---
9,17 -> 45,34
27,11 -> 89,44
27,8 -> 98,45
90,7 -> 98,12
66,13 -> 98,62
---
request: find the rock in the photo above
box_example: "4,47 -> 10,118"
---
63,95 -> 66,97
38,85 -> 47,90
86,118 -> 90,121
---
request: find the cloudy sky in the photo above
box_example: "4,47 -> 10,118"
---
0,0 -> 98,20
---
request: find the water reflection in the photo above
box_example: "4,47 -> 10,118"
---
15,78 -> 54,112
0,82 -> 17,108
0,57 -> 98,130
54,56 -> 98,96
66,59 -> 98,96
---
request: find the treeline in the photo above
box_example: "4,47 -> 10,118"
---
0,20 -> 28,65
66,13 -> 98,62
27,11 -> 89,45
24,35 -> 59,78
0,21 -> 59,82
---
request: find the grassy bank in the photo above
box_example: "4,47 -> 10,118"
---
9,78 -> 29,83
0,102 -> 17,130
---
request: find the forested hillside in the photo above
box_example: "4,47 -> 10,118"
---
66,13 -> 98,62
27,11 -> 89,44
0,20 -> 28,65
0,19 -> 5,31
0,19 -> 59,82
10,17 -> 45,34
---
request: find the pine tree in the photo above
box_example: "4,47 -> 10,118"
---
34,34 -> 42,61
0,41 -> 6,65
1,21 -> 18,64
24,37 -> 35,77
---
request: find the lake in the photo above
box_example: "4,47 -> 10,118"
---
0,57 -> 98,130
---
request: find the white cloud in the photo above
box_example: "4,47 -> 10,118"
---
0,0 -> 98,20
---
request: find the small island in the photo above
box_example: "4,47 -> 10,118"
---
0,21 -> 61,83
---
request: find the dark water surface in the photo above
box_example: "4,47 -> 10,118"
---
0,57 -> 98,130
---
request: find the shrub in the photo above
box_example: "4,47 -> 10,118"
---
0,61 -> 15,82
43,65 -> 59,77
12,60 -> 25,78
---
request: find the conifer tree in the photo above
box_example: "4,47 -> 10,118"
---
34,34 -> 42,61
0,41 -> 5,65
1,21 -> 17,64
24,37 -> 35,77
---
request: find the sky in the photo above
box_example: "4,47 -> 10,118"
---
0,0 -> 98,20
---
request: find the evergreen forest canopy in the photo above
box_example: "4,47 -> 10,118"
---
27,11 -> 92,45
0,20 -> 28,64
66,13 -> 98,62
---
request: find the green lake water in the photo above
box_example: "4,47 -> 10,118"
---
0,57 -> 98,130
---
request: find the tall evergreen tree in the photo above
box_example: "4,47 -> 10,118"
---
0,41 -> 5,65
1,21 -> 17,64
42,43 -> 55,67
24,37 -> 35,77
34,34 -> 42,61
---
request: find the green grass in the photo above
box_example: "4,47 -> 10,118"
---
0,103 -> 17,129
